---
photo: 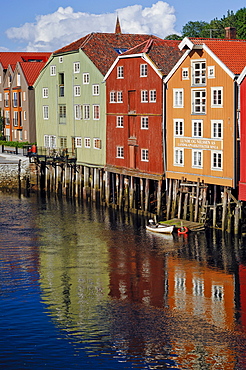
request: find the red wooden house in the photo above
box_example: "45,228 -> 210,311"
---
238,66 -> 246,200
104,39 -> 183,214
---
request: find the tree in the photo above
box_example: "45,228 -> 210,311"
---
164,34 -> 182,40
182,21 -> 210,38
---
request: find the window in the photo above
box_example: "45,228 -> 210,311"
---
83,105 -> 90,120
116,146 -> 124,158
43,88 -> 48,98
44,135 -> 56,148
211,120 -> 223,139
13,92 -> 18,107
192,60 -> 206,85
60,137 -> 67,148
117,91 -> 123,102
192,89 -> 206,114
50,65 -> 56,76
212,151 -> 222,170
23,111 -> 27,120
141,149 -> 149,162
74,85 -> 81,96
174,119 -> 184,136
74,62 -> 80,73
75,137 -> 82,148
43,106 -> 49,120
83,73 -> 90,84
117,66 -> 124,78
173,89 -> 183,108
208,66 -> 215,78
19,130 -> 23,141
211,87 -> 223,107
182,68 -> 189,80
141,117 -> 149,129
94,138 -> 101,149
84,138 -> 91,148
13,111 -> 18,126
141,90 -> 148,102
24,130 -> 27,140
59,73 -> 64,97
192,120 -> 203,137
93,105 -> 100,120
92,84 -> 99,95
140,64 -> 148,77
110,91 -> 116,103
149,90 -> 156,102
59,105 -> 66,124
174,148 -> 184,165
17,73 -> 21,86
23,91 -> 26,101
116,116 -> 124,127
59,56 -> 63,63
74,104 -> 82,120
192,150 -> 203,168
0,93 -> 2,102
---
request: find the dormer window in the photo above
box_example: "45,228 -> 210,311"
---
192,61 -> 206,85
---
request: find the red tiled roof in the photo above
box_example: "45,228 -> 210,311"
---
0,52 -> 51,70
54,32 -> 163,76
19,61 -> 48,86
122,38 -> 185,75
189,38 -> 246,75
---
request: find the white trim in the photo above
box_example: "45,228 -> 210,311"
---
238,66 -> 246,85
164,50 -> 191,83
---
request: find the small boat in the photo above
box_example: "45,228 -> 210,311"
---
146,220 -> 174,234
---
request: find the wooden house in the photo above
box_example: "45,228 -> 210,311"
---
163,32 -> 246,224
0,52 -> 50,142
238,66 -> 246,201
104,39 -> 184,214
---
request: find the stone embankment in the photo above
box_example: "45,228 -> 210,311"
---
0,152 -> 30,192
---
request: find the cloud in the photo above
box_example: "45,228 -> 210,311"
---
5,2 -> 178,52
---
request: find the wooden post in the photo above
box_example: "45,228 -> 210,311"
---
129,176 -> 134,210
222,187 -> 228,232
119,174 -> 123,208
189,184 -> 195,221
144,178 -> 149,215
156,180 -> 162,216
194,179 -> 200,222
234,203 -> 240,235
83,166 -> 89,199
171,180 -> 178,219
183,192 -> 188,220
105,171 -> 110,205
124,177 -> 129,210
140,178 -> 144,213
177,190 -> 182,219
166,179 -> 172,220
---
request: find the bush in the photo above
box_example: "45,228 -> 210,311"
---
0,140 -> 36,148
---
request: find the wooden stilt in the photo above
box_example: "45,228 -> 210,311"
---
144,178 -> 149,215
166,179 -> 172,220
119,174 -> 123,208
105,171 -> 110,205
157,180 -> 162,216
171,180 -> 178,219
194,179 -> 200,222
124,177 -> 129,210
222,187 -> 228,232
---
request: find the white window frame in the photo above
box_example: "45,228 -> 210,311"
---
192,89 -> 206,114
50,65 -> 56,76
182,68 -> 189,80
83,73 -> 90,84
173,88 -> 184,108
110,91 -> 116,103
141,149 -> 149,162
117,66 -> 124,78
17,73 -> 21,86
74,85 -> 81,97
74,104 -> 82,120
44,135 -> 56,148
117,91 -> 123,103
211,151 -> 223,170
174,119 -> 184,136
93,138 -> 101,149
116,146 -> 124,158
141,90 -> 148,103
75,137 -> 82,148
84,138 -> 91,148
141,116 -> 149,129
43,106 -> 49,120
42,87 -> 48,98
116,116 -> 124,128
149,90 -> 156,102
174,148 -> 184,166
59,56 -> 63,63
140,64 -> 148,77
211,120 -> 223,139
211,87 -> 223,107
93,105 -> 100,120
192,119 -> 203,137
192,149 -> 203,168
83,105 -> 90,120
92,84 -> 99,96
208,66 -> 215,78
74,62 -> 80,73
192,60 -> 206,85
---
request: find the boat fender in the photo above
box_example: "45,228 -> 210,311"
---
177,226 -> 189,235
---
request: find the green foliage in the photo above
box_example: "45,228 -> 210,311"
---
181,8 -> 246,39
0,141 -> 34,148
164,34 -> 182,40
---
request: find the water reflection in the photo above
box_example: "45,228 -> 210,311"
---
1,194 -> 246,369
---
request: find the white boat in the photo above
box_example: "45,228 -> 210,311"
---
146,221 -> 174,234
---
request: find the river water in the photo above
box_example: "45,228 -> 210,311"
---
1,193 -> 246,369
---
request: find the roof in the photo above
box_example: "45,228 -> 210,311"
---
54,32 -> 162,76
179,37 -> 246,75
18,61 -> 48,86
121,38 -> 185,75
0,52 -> 51,70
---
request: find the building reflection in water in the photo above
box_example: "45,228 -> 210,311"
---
36,199 -> 246,368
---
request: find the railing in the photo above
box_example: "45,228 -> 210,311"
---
23,146 -> 77,162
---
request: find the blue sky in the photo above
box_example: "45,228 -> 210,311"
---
1,0 -> 244,52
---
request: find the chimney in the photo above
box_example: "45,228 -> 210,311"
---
225,27 -> 237,39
